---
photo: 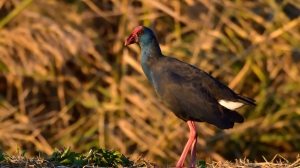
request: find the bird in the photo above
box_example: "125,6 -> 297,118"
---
124,26 -> 256,168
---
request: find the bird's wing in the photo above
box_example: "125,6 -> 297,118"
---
160,57 -> 256,109
153,70 -> 244,129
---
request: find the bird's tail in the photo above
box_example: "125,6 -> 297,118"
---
224,108 -> 244,123
217,108 -> 244,129
237,94 -> 256,106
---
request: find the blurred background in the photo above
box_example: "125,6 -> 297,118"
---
0,0 -> 299,166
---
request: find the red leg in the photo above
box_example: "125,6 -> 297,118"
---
189,122 -> 197,167
176,121 -> 197,167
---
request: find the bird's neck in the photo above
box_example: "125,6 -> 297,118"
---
140,38 -> 162,85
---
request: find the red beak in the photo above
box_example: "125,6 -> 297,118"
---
125,33 -> 138,46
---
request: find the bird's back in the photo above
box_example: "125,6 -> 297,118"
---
149,56 -> 254,129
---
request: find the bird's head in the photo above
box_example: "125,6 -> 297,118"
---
125,26 -> 155,47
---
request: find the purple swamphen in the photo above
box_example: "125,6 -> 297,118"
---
125,26 -> 256,167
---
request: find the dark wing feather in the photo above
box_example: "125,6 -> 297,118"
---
237,94 -> 256,105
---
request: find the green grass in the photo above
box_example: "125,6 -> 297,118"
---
0,146 -> 150,167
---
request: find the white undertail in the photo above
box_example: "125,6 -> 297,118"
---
218,100 -> 244,110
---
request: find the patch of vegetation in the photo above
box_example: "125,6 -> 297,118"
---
197,159 -> 207,168
1,147 -> 299,168
0,146 -> 155,167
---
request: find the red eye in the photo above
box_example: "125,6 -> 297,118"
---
138,30 -> 144,35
